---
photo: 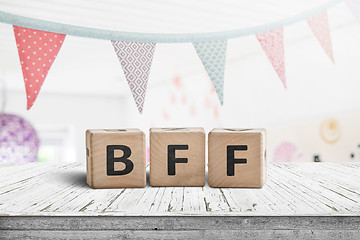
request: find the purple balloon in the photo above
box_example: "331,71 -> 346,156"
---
0,113 -> 39,163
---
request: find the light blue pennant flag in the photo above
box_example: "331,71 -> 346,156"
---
193,40 -> 227,105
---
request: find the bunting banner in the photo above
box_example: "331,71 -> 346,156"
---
193,40 -> 227,105
13,26 -> 65,110
0,0 -> 349,112
346,0 -> 360,23
256,28 -> 286,88
307,12 -> 334,63
111,41 -> 156,114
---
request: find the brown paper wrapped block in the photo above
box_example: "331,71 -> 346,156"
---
208,128 -> 266,188
150,128 -> 205,187
86,129 -> 146,188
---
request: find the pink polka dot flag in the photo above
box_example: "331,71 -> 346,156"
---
256,28 -> 286,89
307,12 -> 334,63
13,26 -> 66,110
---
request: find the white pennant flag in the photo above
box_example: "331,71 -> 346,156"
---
256,28 -> 286,88
111,41 -> 156,114
307,12 -> 334,63
346,0 -> 360,23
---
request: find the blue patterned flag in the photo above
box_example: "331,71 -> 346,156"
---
193,40 -> 227,105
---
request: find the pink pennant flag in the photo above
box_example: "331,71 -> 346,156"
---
307,12 -> 334,63
256,28 -> 286,88
13,26 -> 65,110
111,41 -> 156,114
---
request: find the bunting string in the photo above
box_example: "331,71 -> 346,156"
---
0,0 -> 342,43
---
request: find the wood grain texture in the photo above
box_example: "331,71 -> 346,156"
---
1,216 -> 360,239
150,128 -> 205,187
2,229 -> 360,240
208,128 -> 266,188
0,162 -> 360,216
86,129 -> 146,189
2,216 -> 360,230
1,162 -> 360,239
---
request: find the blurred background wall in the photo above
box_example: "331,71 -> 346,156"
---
0,0 -> 359,163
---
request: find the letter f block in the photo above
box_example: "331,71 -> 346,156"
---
86,129 -> 146,188
150,128 -> 205,187
208,129 -> 266,188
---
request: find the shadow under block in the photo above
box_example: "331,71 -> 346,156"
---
86,129 -> 146,189
150,128 -> 205,187
208,128 -> 266,188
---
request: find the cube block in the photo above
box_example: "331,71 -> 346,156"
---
208,128 -> 266,188
86,129 -> 146,188
150,128 -> 205,187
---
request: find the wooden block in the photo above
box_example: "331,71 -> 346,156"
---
208,128 -> 266,188
86,129 -> 146,188
150,128 -> 205,187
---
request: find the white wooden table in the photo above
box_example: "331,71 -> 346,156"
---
0,162 -> 360,239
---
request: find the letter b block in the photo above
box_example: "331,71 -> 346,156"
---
208,129 -> 266,188
86,129 -> 146,188
150,128 -> 205,187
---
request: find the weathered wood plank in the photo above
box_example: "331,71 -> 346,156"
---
1,216 -> 360,230
2,229 -> 360,240
271,164 -> 358,213
1,216 -> 360,239
1,163 -> 360,216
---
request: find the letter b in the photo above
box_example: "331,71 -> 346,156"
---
107,145 -> 134,176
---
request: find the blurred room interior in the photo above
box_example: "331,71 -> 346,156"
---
0,0 -> 359,164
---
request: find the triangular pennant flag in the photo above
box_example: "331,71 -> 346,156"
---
307,12 -> 334,63
256,28 -> 286,88
193,40 -> 227,105
111,41 -> 156,114
13,26 -> 66,110
346,0 -> 360,23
